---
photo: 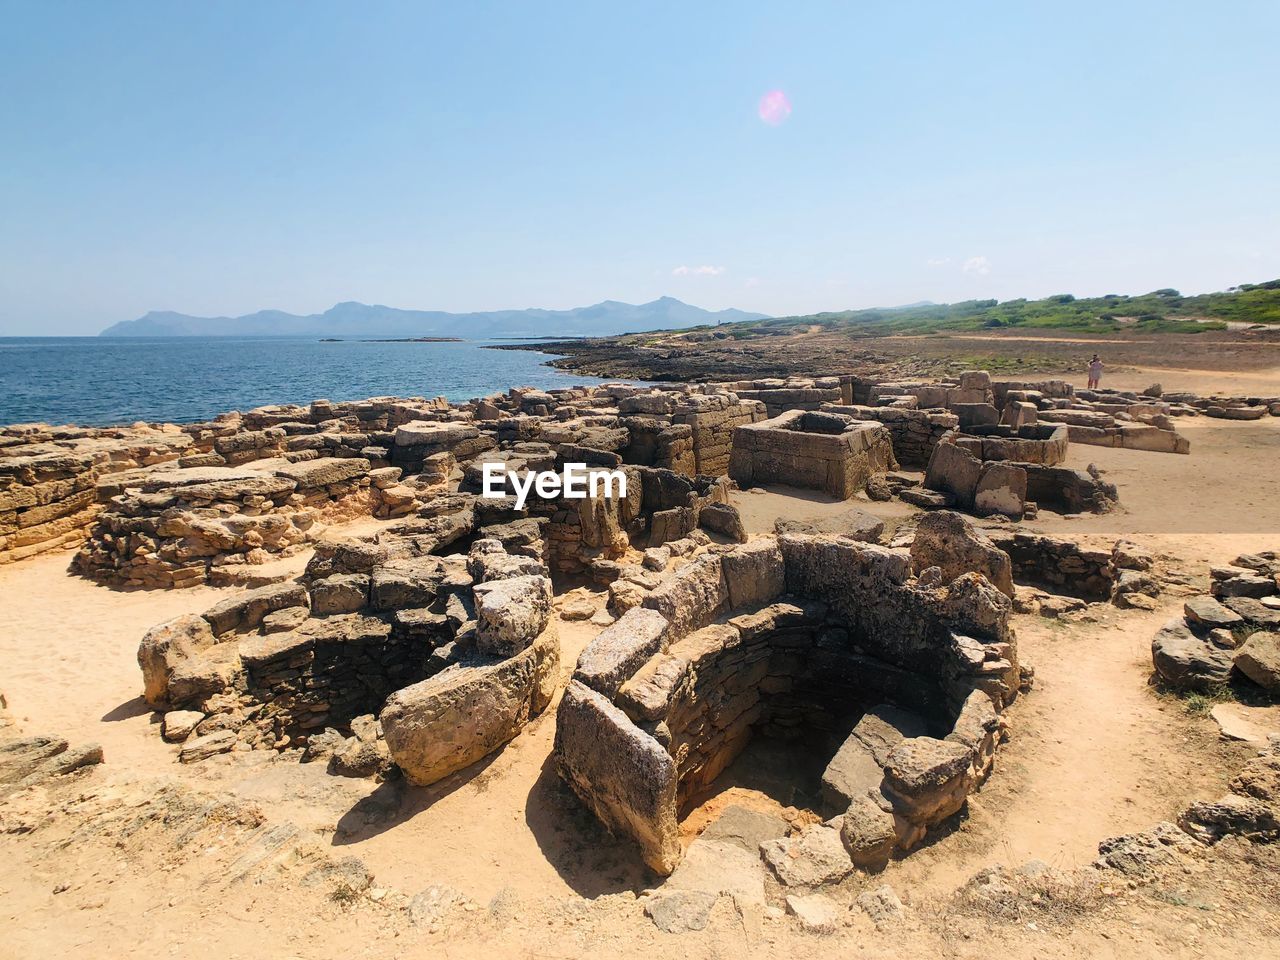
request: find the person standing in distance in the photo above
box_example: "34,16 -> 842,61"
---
1088,354 -> 1103,389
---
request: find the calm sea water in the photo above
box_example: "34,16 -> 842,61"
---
0,337 -> 624,427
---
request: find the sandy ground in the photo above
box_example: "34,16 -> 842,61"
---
3,404 -> 1280,957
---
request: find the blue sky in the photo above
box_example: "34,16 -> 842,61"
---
2,1 -> 1278,335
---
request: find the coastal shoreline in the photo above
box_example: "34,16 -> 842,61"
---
495,325 -> 1280,387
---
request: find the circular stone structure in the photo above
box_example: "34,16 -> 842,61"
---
553,533 -> 1020,875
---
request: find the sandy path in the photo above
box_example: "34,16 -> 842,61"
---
0,553 -> 233,772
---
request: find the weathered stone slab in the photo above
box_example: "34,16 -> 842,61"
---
554,680 -> 681,875
574,607 -> 669,697
273,457 -> 370,490
1151,619 -> 1235,690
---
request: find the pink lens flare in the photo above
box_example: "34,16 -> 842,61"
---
757,90 -> 791,126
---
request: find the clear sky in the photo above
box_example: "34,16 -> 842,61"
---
2,1 -> 1278,336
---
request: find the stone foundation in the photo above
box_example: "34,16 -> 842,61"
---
74,458 -> 374,588
953,423 -> 1069,467
985,530 -> 1116,600
137,534 -> 560,778
0,426 -> 192,564
555,534 -> 1019,874
820,405 -> 958,469
729,411 -> 897,498
923,434 -> 1116,517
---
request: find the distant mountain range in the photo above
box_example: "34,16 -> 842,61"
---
98,297 -> 770,339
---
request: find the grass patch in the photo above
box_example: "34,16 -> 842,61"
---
329,882 -> 363,906
1152,676 -> 1273,716
1181,685 -> 1236,717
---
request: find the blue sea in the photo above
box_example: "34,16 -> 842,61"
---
0,337 -> 624,427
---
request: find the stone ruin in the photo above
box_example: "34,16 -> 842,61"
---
130,453 -> 760,775
819,404 -> 958,469
21,364 -> 1266,594
1152,552 -> 1280,695
137,520 -> 560,778
72,458 -> 387,588
917,429 -> 1116,519
0,423 -> 192,565
8,366 -> 1276,580
2,361 -> 1252,901
727,410 -> 897,499
554,529 -> 1021,875
856,371 -> 1197,455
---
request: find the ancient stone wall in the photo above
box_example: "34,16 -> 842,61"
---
619,418 -> 696,475
728,410 -> 897,498
722,378 -> 844,417
138,536 -> 559,779
0,427 -> 192,565
985,529 -> 1116,600
923,434 -> 1116,517
556,534 -> 1018,874
670,393 -> 768,476
820,404 -> 958,468
74,458 -> 374,588
953,423 -> 1069,466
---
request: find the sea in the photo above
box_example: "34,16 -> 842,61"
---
0,337 -> 627,428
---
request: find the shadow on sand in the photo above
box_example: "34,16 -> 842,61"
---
101,696 -> 153,723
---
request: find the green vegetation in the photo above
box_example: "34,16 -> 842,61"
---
713,280 -> 1280,338
1152,673 -> 1271,717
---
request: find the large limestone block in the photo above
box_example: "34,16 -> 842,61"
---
574,607 -> 670,697
554,680 -> 681,875
910,511 -> 1013,597
137,614 -> 216,706
166,643 -> 246,709
882,736 -> 975,830
760,824 -> 855,887
178,730 -> 237,763
820,736 -> 883,816
382,628 -> 558,785
698,502 -> 747,543
393,421 -> 480,447
820,704 -> 929,814
973,462 -> 1027,519
310,573 -> 370,614
203,581 -> 310,635
273,457 -> 370,490
161,468 -> 296,503
1235,632 -> 1280,692
951,402 -> 999,427
720,538 -> 785,610
923,442 -> 981,508
642,555 -> 727,641
1184,596 -> 1244,630
370,557 -> 445,611
841,795 -> 900,870
474,575 -> 552,656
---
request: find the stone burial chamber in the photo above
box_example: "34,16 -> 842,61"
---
73,458 -> 378,589
921,431 -> 1116,519
554,526 -> 1022,876
728,410 -> 898,499
134,520 -> 560,782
